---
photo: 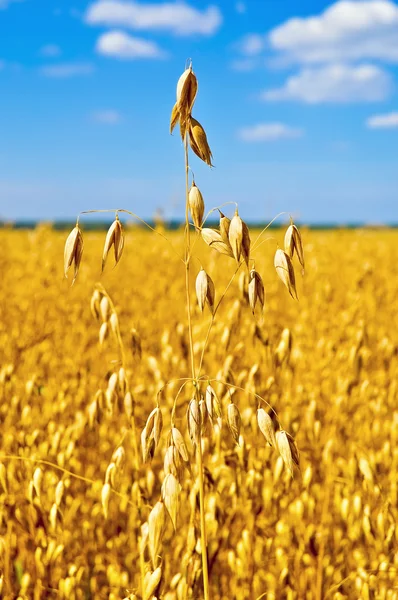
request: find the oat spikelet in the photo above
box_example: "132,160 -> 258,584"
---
201,228 -> 234,258
170,102 -> 180,134
148,501 -> 166,568
164,444 -> 184,481
64,224 -> 83,284
248,269 -> 265,313
195,269 -> 215,314
102,215 -> 124,272
285,223 -> 305,273
227,403 -> 241,444
205,384 -> 222,428
229,211 -> 243,263
188,182 -> 205,230
189,118 -> 213,167
241,220 -> 251,267
177,67 -> 197,118
90,289 -> 101,320
101,482 -> 111,518
257,408 -> 276,447
276,430 -> 299,476
274,248 -> 298,300
171,427 -> 189,462
144,567 -> 162,600
219,211 -> 231,246
161,473 -> 181,530
187,398 -> 201,446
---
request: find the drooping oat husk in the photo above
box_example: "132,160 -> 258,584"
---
248,269 -> 265,313
141,407 -> 163,463
171,427 -> 189,462
99,322 -> 108,346
64,225 -> 83,284
285,223 -> 305,274
195,269 -> 208,313
99,296 -> 110,323
33,467 -> 43,500
189,118 -> 213,167
112,446 -> 125,469
55,480 -> 65,507
101,482 -> 111,518
276,430 -> 299,476
201,228 -> 234,258
176,67 -> 197,119
164,444 -> 184,481
187,398 -> 201,446
241,220 -> 251,267
274,248 -> 298,300
229,211 -> 244,263
227,403 -> 241,444
102,216 -> 124,272
144,567 -> 162,600
109,312 -> 119,338
90,289 -> 101,320
257,408 -> 276,447
219,211 -> 231,247
205,384 -> 222,428
105,462 -> 116,487
148,501 -> 166,568
161,473 -> 181,530
195,269 -> 215,314
141,426 -> 155,463
170,102 -> 180,134
188,182 -> 205,230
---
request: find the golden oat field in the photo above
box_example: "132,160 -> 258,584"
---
0,225 -> 398,600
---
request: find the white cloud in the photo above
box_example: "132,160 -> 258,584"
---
235,2 -> 246,14
85,0 -> 222,36
366,111 -> 398,128
40,44 -> 61,57
269,0 -> 398,64
40,63 -> 95,78
238,122 -> 304,142
91,109 -> 123,124
96,30 -> 166,59
262,64 -> 392,103
239,33 -> 265,56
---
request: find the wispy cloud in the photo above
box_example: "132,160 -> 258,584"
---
235,2 -> 246,14
238,122 -> 304,142
91,109 -> 123,124
85,0 -> 222,36
262,64 -> 392,104
366,111 -> 398,129
40,44 -> 62,58
96,30 -> 167,59
40,63 -> 95,78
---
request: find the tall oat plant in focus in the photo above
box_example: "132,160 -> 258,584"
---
64,62 -> 303,600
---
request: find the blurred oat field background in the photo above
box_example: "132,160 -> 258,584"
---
0,225 -> 398,599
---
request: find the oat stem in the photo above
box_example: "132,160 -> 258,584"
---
184,132 -> 210,600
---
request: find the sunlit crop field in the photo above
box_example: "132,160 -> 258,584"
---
1,226 -> 398,600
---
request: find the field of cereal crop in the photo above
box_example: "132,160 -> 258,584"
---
0,226 -> 398,599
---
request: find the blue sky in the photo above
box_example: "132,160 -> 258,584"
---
0,0 -> 397,224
